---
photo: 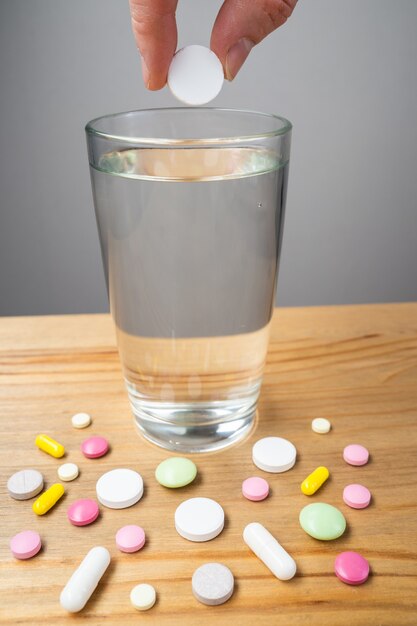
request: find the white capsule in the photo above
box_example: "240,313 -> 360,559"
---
243,522 -> 296,581
60,546 -> 111,612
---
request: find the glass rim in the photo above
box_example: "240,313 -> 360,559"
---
85,107 -> 292,146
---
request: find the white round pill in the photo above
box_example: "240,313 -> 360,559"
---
130,584 -> 156,611
175,497 -> 224,542
312,417 -> 331,434
167,45 -> 224,106
192,563 -> 234,605
7,469 -> 44,500
96,468 -> 143,509
58,462 -> 79,482
71,412 -> 91,429
252,437 -> 297,473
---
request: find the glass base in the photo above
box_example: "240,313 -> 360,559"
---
128,387 -> 257,453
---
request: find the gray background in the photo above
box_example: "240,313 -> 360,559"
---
0,0 -> 416,316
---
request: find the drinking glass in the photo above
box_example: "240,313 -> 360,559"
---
86,108 -> 291,452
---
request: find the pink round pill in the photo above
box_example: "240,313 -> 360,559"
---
335,551 -> 370,585
115,525 -> 146,553
343,444 -> 369,466
81,436 -> 109,459
242,477 -> 270,501
10,530 -> 42,560
67,499 -> 100,526
343,483 -> 371,509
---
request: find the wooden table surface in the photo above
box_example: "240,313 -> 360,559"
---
1,304 -> 416,625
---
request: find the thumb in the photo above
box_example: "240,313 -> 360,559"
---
210,0 -> 297,80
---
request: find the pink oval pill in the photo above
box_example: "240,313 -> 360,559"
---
343,483 -> 371,509
67,499 -> 100,526
116,525 -> 146,553
10,530 -> 42,560
242,477 -> 269,501
81,436 -> 109,459
343,444 -> 369,466
335,551 -> 370,585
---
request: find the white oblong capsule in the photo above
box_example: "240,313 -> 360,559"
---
243,522 -> 296,581
60,546 -> 111,612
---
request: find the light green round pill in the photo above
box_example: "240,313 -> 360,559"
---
299,502 -> 346,540
155,457 -> 197,488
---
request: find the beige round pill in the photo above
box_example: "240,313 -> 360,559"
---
312,417 -> 331,434
130,584 -> 156,611
71,412 -> 91,429
58,463 -> 79,482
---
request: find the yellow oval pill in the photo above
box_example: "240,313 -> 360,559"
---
33,483 -> 65,515
301,466 -> 329,495
35,434 -> 65,458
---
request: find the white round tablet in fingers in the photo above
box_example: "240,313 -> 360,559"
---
7,469 -> 44,500
175,497 -> 224,542
192,563 -> 234,605
58,462 -> 79,482
130,584 -> 156,611
71,412 -> 91,429
311,417 -> 331,434
252,437 -> 297,473
96,469 -> 143,509
168,45 -> 224,105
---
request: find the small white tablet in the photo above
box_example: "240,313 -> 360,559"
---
96,468 -> 143,509
252,436 -> 297,473
168,45 -> 224,105
175,497 -> 224,542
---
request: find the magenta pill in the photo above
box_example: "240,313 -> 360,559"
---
343,444 -> 369,466
10,530 -> 42,560
81,436 -> 109,459
343,484 -> 371,509
115,525 -> 146,553
67,499 -> 100,526
242,477 -> 270,501
335,551 -> 370,585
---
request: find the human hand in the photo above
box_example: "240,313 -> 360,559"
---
129,0 -> 297,90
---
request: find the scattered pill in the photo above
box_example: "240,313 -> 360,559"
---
130,583 -> 156,611
7,469 -> 44,500
175,497 -> 224,542
33,483 -> 65,515
81,436 -> 109,459
71,412 -> 92,429
299,502 -> 346,540
58,462 -> 79,482
311,417 -> 331,434
343,444 -> 369,466
35,434 -> 65,459
301,466 -> 330,496
10,530 -> 42,560
67,499 -> 100,526
96,468 -> 143,509
343,483 -> 371,509
242,477 -> 269,501
116,525 -> 146,553
60,546 -> 111,612
192,563 -> 234,606
334,551 -> 370,585
155,457 -> 197,488
167,45 -> 224,106
243,522 -> 296,581
252,436 -> 297,473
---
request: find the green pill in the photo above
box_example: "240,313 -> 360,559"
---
299,502 -> 346,540
155,457 -> 197,489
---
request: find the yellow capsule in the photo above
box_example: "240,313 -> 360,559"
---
301,466 -> 329,495
35,434 -> 65,458
33,483 -> 65,515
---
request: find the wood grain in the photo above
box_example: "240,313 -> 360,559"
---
0,304 -> 416,625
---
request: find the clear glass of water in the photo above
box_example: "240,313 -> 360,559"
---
86,108 -> 291,452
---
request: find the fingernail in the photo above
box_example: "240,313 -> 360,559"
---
225,38 -> 254,80
140,55 -> 151,89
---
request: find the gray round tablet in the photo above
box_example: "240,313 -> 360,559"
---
192,563 -> 234,606
7,469 -> 44,500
